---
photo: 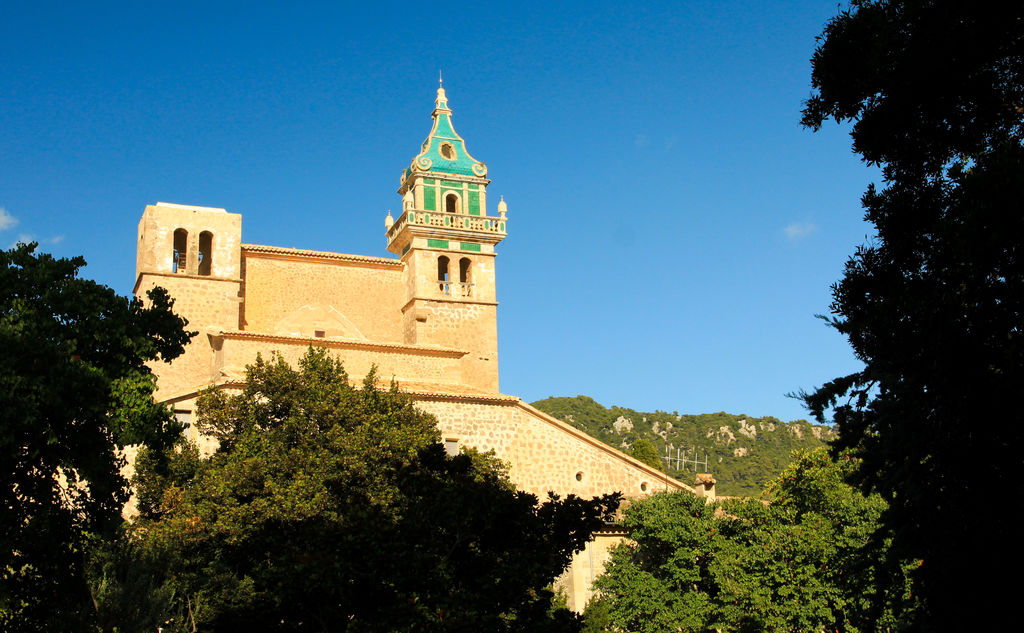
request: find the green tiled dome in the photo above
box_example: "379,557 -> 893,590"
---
407,86 -> 487,178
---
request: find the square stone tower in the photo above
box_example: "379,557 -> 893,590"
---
135,202 -> 243,396
386,82 -> 508,392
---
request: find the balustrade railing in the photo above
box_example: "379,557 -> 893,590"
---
437,281 -> 474,298
388,209 -> 506,242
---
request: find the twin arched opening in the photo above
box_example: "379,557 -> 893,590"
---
172,228 -> 214,276
437,255 -> 474,297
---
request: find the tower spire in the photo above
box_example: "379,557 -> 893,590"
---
405,83 -> 485,177
390,83 -> 504,252
435,73 -> 449,111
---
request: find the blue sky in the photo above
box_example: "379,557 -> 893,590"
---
1,1 -> 876,423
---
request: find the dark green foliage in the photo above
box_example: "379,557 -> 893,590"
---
592,493 -> 720,633
86,535 -> 179,633
802,2 -> 1024,628
713,452 -> 911,632
588,449 -> 905,632
130,348 -> 620,633
532,396 -> 833,496
629,438 -> 662,470
0,243 -> 192,631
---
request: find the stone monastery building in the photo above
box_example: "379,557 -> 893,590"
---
133,84 -> 698,610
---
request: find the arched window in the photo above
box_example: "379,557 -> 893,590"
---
437,255 -> 450,295
459,257 -> 472,297
445,193 -> 459,214
173,228 -> 188,273
198,231 -> 213,276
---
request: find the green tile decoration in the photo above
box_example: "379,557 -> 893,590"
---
435,115 -> 456,138
468,191 -> 480,215
460,242 -> 481,252
407,92 -> 487,177
424,187 -> 436,211
427,239 -> 449,249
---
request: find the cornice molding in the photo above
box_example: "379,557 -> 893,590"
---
212,330 -> 467,358
241,244 -> 404,270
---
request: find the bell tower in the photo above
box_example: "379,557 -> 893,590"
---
385,82 -> 508,392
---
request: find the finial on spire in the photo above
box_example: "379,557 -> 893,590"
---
435,71 -> 448,108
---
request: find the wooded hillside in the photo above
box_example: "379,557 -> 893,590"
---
531,396 -> 834,497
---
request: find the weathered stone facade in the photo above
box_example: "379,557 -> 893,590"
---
134,86 -> 693,610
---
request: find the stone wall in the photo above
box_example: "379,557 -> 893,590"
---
240,248 -> 406,343
402,298 -> 499,392
557,530 -> 627,612
413,397 -> 690,500
412,396 -> 689,612
135,274 -> 242,397
213,334 -> 467,391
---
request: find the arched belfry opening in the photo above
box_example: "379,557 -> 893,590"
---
459,257 -> 472,297
198,231 -> 213,276
437,255 -> 450,295
173,228 -> 188,273
445,193 -> 459,214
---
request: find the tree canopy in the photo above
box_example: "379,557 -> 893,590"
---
629,438 -> 662,470
801,1 -> 1024,629
0,243 -> 192,631
128,348 -> 620,633
589,449 -> 903,632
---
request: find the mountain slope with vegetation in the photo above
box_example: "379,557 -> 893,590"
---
531,396 -> 834,497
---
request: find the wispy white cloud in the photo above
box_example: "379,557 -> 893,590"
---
784,222 -> 817,240
9,233 -> 35,249
0,208 -> 61,248
0,206 -> 17,232
8,234 -> 66,249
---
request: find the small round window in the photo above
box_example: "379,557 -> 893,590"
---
440,142 -> 456,160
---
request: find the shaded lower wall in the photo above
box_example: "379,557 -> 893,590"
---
556,529 -> 627,613
413,397 -> 691,500
412,396 -> 693,613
